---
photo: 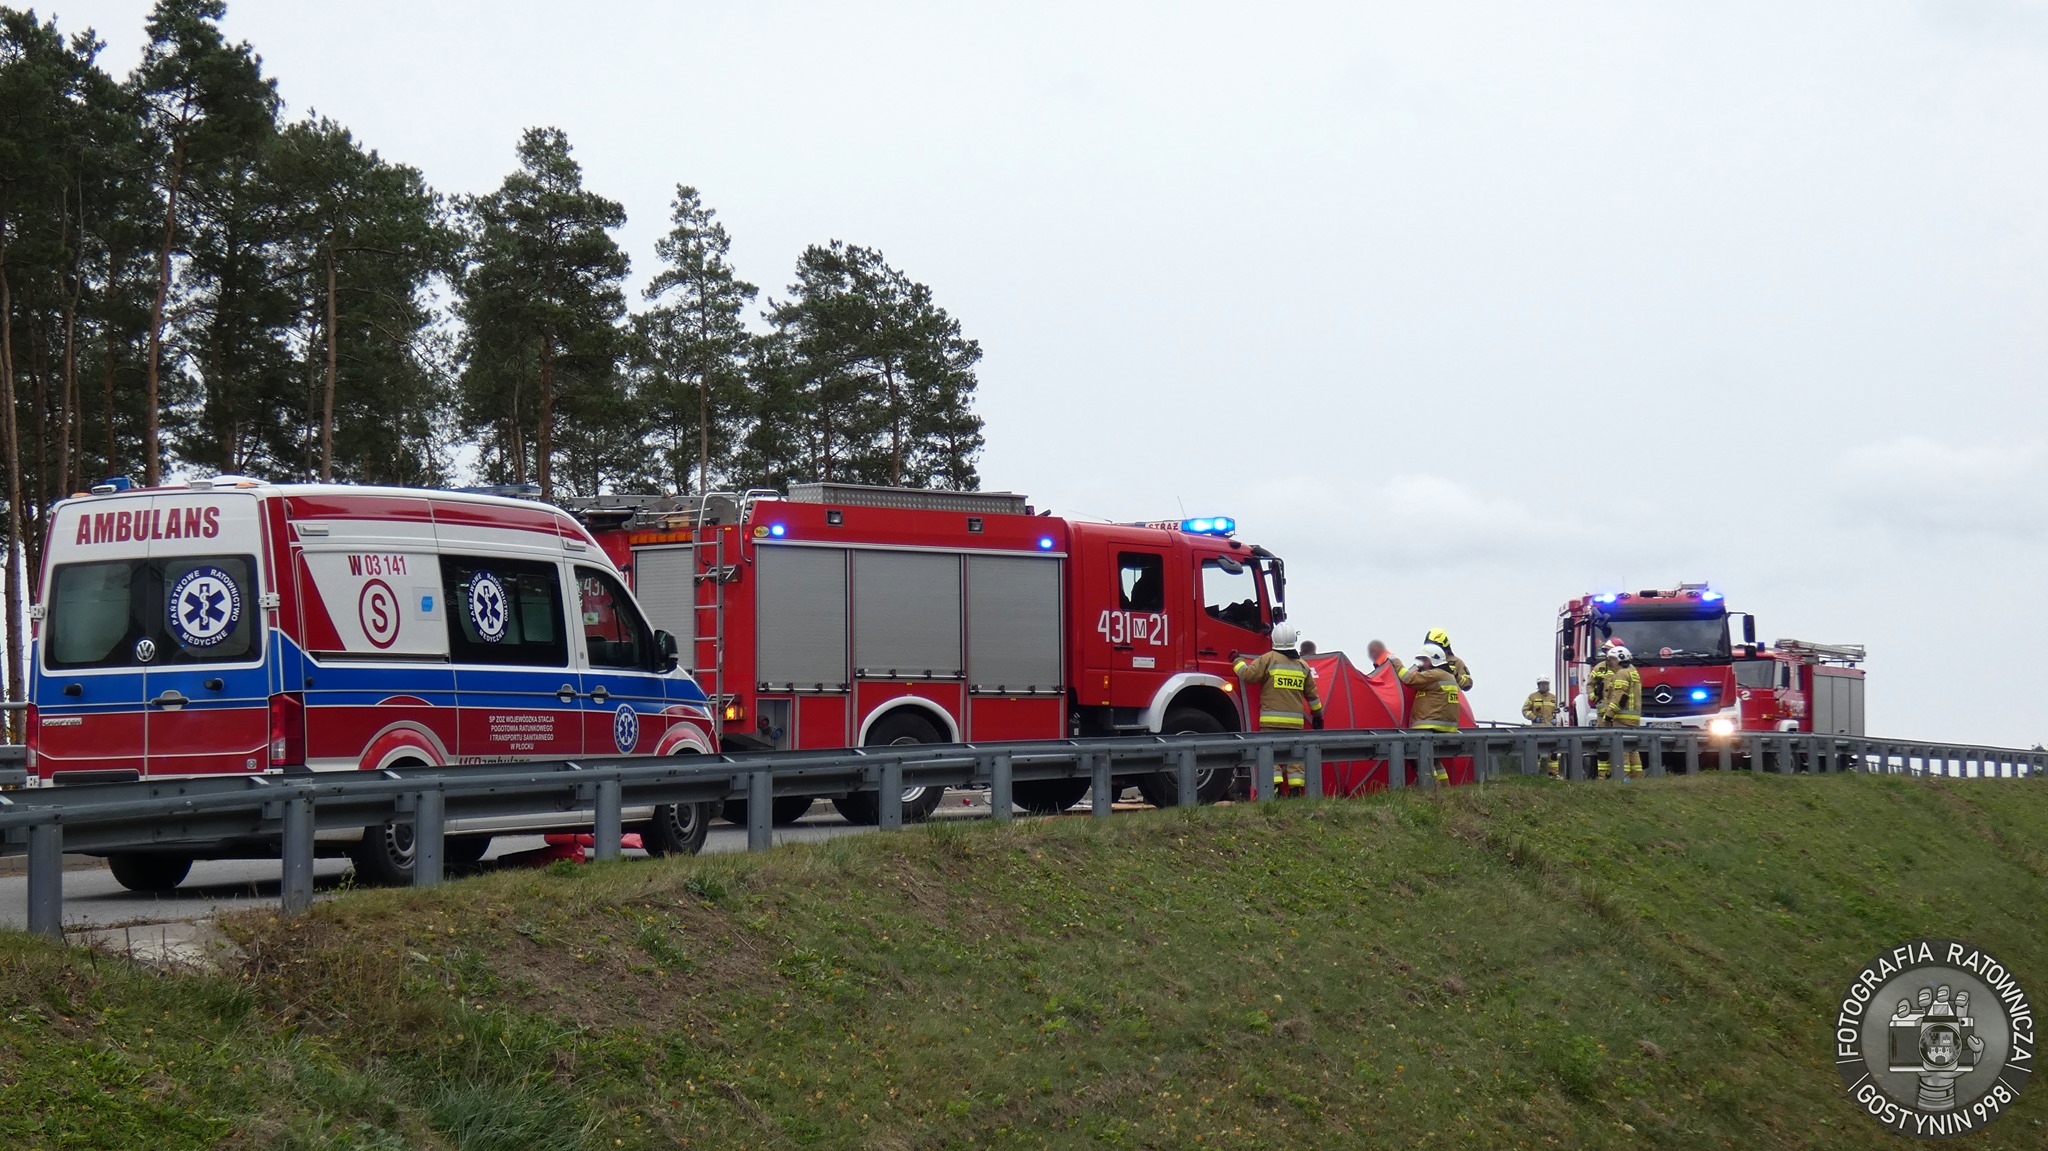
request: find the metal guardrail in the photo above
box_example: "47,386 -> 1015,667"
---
2,727 -> 2041,939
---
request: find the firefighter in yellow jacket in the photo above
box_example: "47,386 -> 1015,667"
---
1522,677 -> 1562,778
1233,623 -> 1324,796
1596,645 -> 1644,779
1395,642 -> 1465,784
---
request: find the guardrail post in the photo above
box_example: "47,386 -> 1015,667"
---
1607,732 -> 1625,780
1303,742 -> 1323,800
412,790 -> 444,887
1684,735 -> 1699,775
1387,739 -> 1404,790
879,761 -> 904,831
282,792 -> 315,915
1520,733 -> 1538,776
1175,746 -> 1198,808
26,822 -> 63,940
594,778 -> 623,861
1419,738 -> 1436,788
1091,754 -> 1114,819
990,754 -> 1014,823
747,770 -> 773,849
1252,745 -> 1274,801
1647,733 -> 1666,778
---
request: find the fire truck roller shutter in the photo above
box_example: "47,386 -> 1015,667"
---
630,546 -> 695,651
966,555 -> 1062,692
852,550 -> 963,678
755,545 -> 849,690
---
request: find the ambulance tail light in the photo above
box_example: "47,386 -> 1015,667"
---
269,692 -> 306,766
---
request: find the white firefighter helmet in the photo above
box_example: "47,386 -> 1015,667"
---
1270,622 -> 1300,650
1606,645 -> 1631,664
1418,642 -> 1448,665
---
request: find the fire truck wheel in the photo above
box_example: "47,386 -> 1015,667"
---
106,852 -> 194,893
646,802 -> 711,857
1012,779 -> 1091,815
349,820 -> 416,887
720,796 -> 818,827
1138,708 -> 1233,806
833,713 -> 949,825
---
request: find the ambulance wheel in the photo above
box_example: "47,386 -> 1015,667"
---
106,852 -> 193,893
1139,708 -> 1233,806
645,802 -> 710,857
349,821 -> 416,887
833,713 -> 947,825
720,796 -> 817,827
1012,779 -> 1091,815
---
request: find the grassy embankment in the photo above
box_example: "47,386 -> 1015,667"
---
3,771 -> 2047,1149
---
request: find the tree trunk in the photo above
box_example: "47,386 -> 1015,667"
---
144,138 -> 186,487
0,217 -> 25,733
883,361 -> 902,486
697,371 -> 709,495
537,333 -> 554,500
320,246 -> 337,481
101,338 -> 117,474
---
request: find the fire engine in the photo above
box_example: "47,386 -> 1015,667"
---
26,478 -> 719,890
1556,584 -> 1866,738
573,483 -> 1291,821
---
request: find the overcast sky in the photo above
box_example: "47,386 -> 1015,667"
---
46,0 -> 2048,746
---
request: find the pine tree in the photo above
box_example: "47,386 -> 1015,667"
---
127,0 -> 277,485
456,127 -> 628,499
638,185 -> 755,494
752,242 -> 983,490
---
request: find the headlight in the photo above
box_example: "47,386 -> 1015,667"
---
1707,718 -> 1736,737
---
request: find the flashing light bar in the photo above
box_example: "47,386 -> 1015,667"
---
1592,593 -> 1619,604
1180,516 -> 1236,536
1700,590 -> 1723,602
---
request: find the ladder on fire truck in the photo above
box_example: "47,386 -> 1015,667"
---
1773,639 -> 1867,665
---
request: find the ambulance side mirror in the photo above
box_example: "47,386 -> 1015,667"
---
654,629 -> 680,673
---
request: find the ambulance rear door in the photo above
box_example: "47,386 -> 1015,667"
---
145,490 -> 270,775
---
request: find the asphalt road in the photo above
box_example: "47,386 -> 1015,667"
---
0,800 -> 906,935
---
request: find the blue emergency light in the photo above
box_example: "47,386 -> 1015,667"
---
1700,590 -> 1723,602
1593,593 -> 1619,604
1038,536 -> 1056,550
1690,688 -> 1710,702
768,523 -> 787,538
1181,516 -> 1236,536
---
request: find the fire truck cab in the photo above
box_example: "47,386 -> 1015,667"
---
1731,639 -> 1867,735
27,479 -> 718,890
580,484 -> 1288,820
1557,583 -> 1750,736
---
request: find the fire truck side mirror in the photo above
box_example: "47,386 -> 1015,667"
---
654,629 -> 680,673
1741,614 -> 1756,646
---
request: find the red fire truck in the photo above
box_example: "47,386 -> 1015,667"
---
576,483 -> 1291,821
1556,584 -> 1866,738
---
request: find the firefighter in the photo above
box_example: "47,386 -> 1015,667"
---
1522,677 -> 1562,779
1234,623 -> 1325,796
1395,643 -> 1464,784
1584,638 -> 1621,725
1595,645 -> 1644,779
1425,628 -> 1475,692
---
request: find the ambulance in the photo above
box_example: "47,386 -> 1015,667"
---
26,478 -> 717,890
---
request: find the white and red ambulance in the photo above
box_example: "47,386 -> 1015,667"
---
26,478 -> 717,889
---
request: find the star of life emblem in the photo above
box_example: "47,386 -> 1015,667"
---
467,571 -> 509,643
167,566 -> 241,649
612,704 -> 639,753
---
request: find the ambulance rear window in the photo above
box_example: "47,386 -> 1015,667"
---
44,555 -> 261,668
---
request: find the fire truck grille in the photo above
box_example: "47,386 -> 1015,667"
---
1642,683 -> 1721,716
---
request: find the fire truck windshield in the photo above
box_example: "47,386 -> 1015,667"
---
1598,614 -> 1730,663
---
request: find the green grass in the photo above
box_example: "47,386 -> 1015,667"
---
5,772 -> 2048,1148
